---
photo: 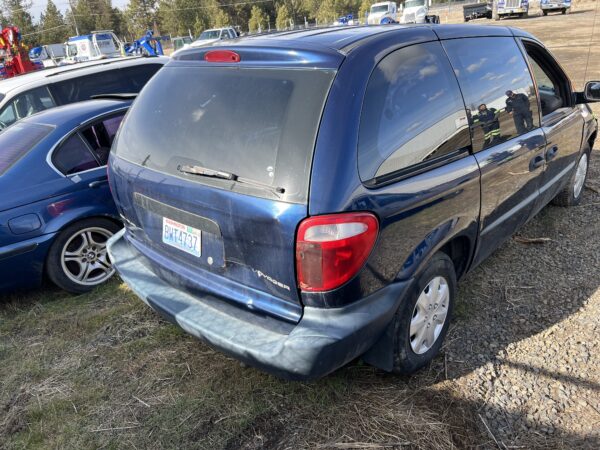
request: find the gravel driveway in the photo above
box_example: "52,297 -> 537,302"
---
440,147 -> 600,448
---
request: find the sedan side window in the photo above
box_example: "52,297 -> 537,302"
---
358,41 -> 471,182
443,37 -> 540,152
79,113 -> 126,165
52,134 -> 100,175
0,86 -> 56,129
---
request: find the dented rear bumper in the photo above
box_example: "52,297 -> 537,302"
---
108,228 -> 410,380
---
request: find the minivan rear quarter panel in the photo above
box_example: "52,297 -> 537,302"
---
307,28 -> 482,307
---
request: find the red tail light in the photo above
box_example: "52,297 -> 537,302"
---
296,212 -> 379,292
204,50 -> 241,63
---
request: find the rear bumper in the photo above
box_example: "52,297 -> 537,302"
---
108,229 -> 410,380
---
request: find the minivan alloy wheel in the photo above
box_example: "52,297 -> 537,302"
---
60,227 -> 114,286
410,276 -> 449,355
573,153 -> 588,199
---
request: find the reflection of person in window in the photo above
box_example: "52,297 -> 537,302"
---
505,90 -> 533,134
477,104 -> 500,147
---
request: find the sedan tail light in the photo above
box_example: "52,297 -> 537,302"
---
296,212 -> 379,292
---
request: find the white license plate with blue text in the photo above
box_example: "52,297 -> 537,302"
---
162,217 -> 202,257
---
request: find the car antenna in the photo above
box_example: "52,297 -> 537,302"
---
583,0 -> 600,84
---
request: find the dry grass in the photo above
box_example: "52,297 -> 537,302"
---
0,280 -> 484,449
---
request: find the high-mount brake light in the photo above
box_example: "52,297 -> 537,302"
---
296,212 -> 379,292
204,50 -> 241,63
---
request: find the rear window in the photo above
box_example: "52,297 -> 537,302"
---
114,66 -> 335,203
0,123 -> 53,175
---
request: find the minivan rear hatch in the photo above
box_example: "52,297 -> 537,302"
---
111,50 -> 339,323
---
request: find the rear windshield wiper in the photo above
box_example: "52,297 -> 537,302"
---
177,164 -> 285,195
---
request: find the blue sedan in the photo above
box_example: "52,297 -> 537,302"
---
0,98 -> 131,294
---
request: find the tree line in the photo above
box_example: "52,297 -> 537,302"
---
0,0 -> 429,47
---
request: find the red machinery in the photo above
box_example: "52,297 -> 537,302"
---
0,26 -> 39,79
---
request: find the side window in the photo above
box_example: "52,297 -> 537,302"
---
0,103 -> 16,128
0,87 -> 56,128
443,37 -> 540,152
80,113 -> 126,165
52,134 -> 100,175
523,44 -> 567,117
358,41 -> 471,182
49,64 -> 161,104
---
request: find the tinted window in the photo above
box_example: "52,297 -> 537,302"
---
358,42 -> 470,181
80,113 -> 126,165
115,66 -> 335,204
53,134 -> 99,175
443,37 -> 540,152
0,86 -> 56,130
0,123 -> 53,175
49,64 -> 162,104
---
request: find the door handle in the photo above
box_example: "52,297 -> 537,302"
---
529,155 -> 545,171
89,179 -> 108,188
546,145 -> 559,161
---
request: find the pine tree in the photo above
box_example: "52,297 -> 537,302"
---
38,0 -> 67,44
2,0 -> 35,37
66,0 -> 95,35
124,0 -> 158,37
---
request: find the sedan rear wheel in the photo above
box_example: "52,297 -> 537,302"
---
47,218 -> 121,293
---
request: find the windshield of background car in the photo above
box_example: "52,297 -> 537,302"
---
114,66 -> 335,204
0,123 -> 53,175
199,31 -> 220,40
405,0 -> 425,7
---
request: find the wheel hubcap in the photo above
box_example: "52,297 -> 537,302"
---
60,227 -> 115,286
573,153 -> 588,199
410,276 -> 449,355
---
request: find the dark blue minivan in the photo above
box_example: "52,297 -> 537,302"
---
107,25 -> 598,380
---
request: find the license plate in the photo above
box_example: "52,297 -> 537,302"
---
162,217 -> 202,257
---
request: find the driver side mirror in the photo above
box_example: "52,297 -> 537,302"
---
584,81 -> 600,102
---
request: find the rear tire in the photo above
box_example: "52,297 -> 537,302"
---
392,252 -> 456,374
543,10 -> 548,15
551,148 -> 591,207
46,218 -> 122,294
562,8 -> 566,14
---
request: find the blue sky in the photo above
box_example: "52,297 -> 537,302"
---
29,0 -> 129,22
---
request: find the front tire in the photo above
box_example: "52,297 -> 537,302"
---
46,218 -> 122,294
392,252 -> 456,374
552,148 -> 591,207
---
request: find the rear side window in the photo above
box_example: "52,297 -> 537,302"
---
49,64 -> 162,104
442,37 -> 540,152
115,66 -> 335,204
52,134 -> 99,175
358,42 -> 471,182
80,113 -> 126,165
0,123 -> 53,175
